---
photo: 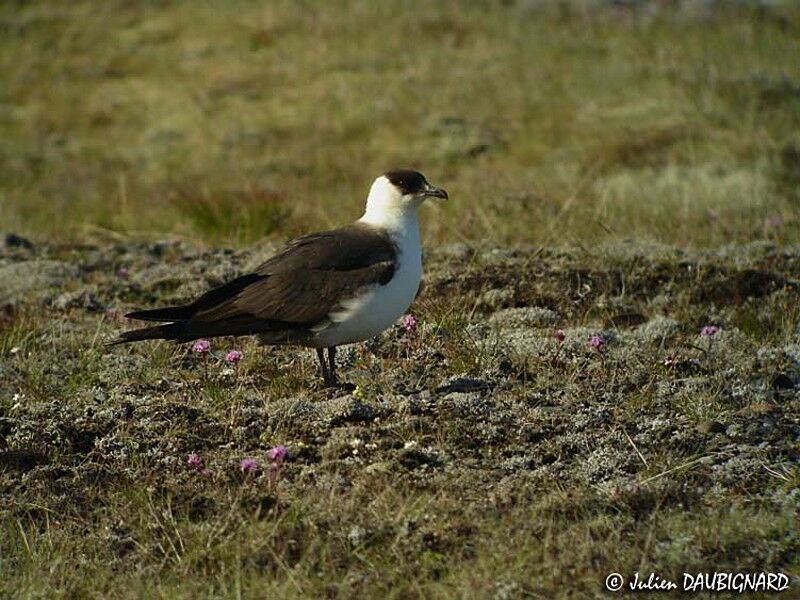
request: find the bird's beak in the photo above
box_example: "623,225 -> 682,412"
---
424,184 -> 449,200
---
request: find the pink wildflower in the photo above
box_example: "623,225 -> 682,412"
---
588,335 -> 605,349
192,339 -> 210,354
268,445 -> 288,463
239,457 -> 260,474
700,325 -> 719,337
225,350 -> 243,364
187,452 -> 203,470
550,329 -> 566,366
402,314 -> 417,333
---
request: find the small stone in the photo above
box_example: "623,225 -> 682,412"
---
156,378 -> 173,392
4,233 -> 34,250
436,375 -> 491,394
771,373 -> 794,390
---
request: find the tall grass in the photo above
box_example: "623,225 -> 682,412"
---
0,1 -> 798,247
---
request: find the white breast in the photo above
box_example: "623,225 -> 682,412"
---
311,217 -> 422,348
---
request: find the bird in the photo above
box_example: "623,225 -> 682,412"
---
111,169 -> 448,386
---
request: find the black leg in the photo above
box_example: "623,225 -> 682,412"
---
327,346 -> 338,386
316,348 -> 330,385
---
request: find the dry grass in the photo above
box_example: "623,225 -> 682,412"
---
2,2 -> 800,598
1,1 -> 799,247
1,240 -> 799,598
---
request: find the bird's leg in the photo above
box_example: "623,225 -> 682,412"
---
316,348 -> 331,385
327,346 -> 338,386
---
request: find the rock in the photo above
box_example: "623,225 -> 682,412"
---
771,373 -> 794,390
436,375 -> 491,394
0,260 -> 79,307
4,233 -> 34,250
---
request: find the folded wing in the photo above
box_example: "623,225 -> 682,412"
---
114,223 -> 397,344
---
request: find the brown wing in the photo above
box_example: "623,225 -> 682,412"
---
190,222 -> 397,327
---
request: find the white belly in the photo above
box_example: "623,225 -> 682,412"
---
311,233 -> 422,348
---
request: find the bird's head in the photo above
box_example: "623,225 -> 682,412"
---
361,169 -> 448,226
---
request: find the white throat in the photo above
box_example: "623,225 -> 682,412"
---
358,176 -> 420,238
312,176 -> 424,348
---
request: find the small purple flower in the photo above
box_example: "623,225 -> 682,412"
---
225,350 -> 243,364
239,457 -> 260,474
588,335 -> 605,349
116,267 -> 129,279
192,339 -> 210,354
554,329 -> 566,343
267,445 -> 288,463
187,452 -> 203,470
402,314 -> 417,333
700,325 -> 719,337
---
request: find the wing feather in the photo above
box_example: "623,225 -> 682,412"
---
178,223 -> 396,330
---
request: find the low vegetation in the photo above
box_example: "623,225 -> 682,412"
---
1,1 -> 799,247
1,1 -> 799,598
1,238 -> 799,597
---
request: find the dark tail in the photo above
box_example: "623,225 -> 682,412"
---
108,322 -> 186,346
123,273 -> 264,323
110,315 -> 289,346
110,272 -> 271,346
125,305 -> 194,322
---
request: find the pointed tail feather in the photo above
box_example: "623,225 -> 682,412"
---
107,322 -> 185,346
109,315 -> 293,347
125,305 -> 195,322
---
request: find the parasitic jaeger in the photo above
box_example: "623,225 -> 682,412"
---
112,170 -> 448,386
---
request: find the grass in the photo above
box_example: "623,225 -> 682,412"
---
1,1 -> 799,247
2,2 -> 800,598
2,239 -> 800,598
